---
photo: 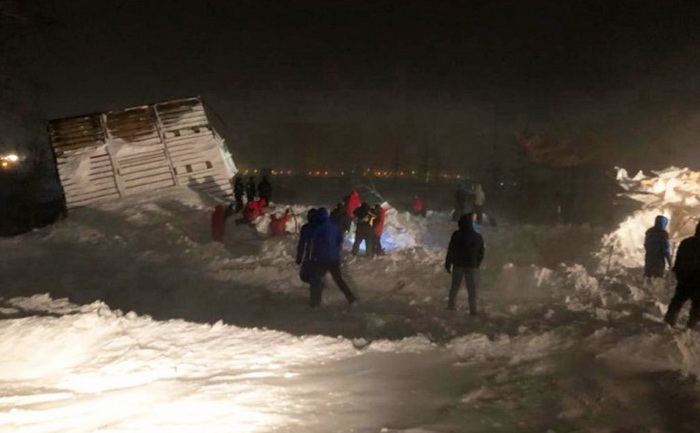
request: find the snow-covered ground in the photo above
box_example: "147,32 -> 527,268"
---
2,174 -> 700,433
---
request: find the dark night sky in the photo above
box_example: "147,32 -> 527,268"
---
5,0 -> 700,172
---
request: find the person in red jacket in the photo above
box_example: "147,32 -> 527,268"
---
411,195 -> 427,217
270,209 -> 291,236
211,205 -> 227,242
344,190 -> 361,221
373,203 -> 387,255
242,198 -> 266,223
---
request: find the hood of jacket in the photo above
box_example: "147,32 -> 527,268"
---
458,213 -> 475,231
315,207 -> 329,224
654,215 -> 669,230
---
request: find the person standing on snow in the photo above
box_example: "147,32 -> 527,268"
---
233,176 -> 245,213
245,176 -> 257,203
258,176 -> 272,206
453,184 -> 469,221
307,208 -> 358,307
472,184 -> 486,224
664,221 -> 700,329
644,215 -> 673,282
211,204 -> 233,242
344,191 -> 361,223
352,202 -> 375,256
373,203 -> 386,255
330,202 -> 348,231
445,212 -> 485,315
296,208 -> 317,284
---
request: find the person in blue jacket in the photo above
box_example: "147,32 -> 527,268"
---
445,212 -> 485,315
644,215 -> 673,282
307,207 -> 358,307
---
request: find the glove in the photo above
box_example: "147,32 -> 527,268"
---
445,264 -> 451,274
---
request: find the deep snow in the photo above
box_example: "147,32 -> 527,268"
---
2,171 -> 700,433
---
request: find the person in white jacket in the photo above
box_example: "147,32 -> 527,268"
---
472,184 -> 486,224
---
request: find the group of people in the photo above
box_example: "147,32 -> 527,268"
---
327,190 -> 388,256
211,175 -> 286,242
644,215 -> 700,329
295,189 -> 485,312
232,175 -> 273,214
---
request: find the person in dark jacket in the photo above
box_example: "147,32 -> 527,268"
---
453,186 -> 469,221
664,221 -> 700,328
307,207 -> 358,307
258,176 -> 272,205
330,202 -> 348,231
296,208 -> 317,283
233,176 -> 245,213
352,202 -> 375,256
445,212 -> 485,315
644,215 -> 673,281
245,176 -> 257,203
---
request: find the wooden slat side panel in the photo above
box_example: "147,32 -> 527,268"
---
49,115 -> 106,152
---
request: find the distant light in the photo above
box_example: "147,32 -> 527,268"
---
0,153 -> 20,169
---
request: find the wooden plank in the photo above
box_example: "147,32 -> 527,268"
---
160,120 -> 209,131
51,139 -> 105,152
65,187 -> 119,200
116,145 -> 166,158
49,127 -> 104,141
117,151 -> 167,166
123,178 -> 175,194
64,182 -> 118,195
67,192 -> 121,208
51,133 -> 105,146
118,160 -> 171,175
49,120 -> 103,134
159,112 -> 207,124
121,169 -> 173,185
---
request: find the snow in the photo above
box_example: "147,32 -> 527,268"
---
2,168 -> 700,432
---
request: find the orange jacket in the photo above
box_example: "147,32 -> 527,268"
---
373,207 -> 386,236
243,198 -> 266,223
270,211 -> 290,236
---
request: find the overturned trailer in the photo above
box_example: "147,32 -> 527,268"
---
49,97 -> 237,208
